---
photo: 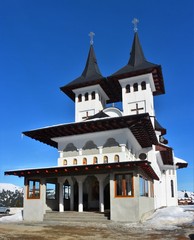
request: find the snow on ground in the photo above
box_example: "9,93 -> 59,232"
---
142,206 -> 194,230
0,211 -> 23,223
0,206 -> 193,231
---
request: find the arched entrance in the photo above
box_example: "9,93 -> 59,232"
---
83,176 -> 99,211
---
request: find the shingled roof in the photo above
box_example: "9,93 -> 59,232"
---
60,44 -> 107,101
106,32 -> 165,103
22,113 -> 158,149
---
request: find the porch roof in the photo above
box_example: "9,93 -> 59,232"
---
4,161 -> 159,181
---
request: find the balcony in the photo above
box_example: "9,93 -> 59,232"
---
58,145 -> 138,167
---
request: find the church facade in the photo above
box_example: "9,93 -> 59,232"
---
5,25 -> 187,222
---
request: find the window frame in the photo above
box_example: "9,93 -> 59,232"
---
73,158 -> 77,165
139,176 -> 149,197
85,92 -> 89,101
27,179 -> 41,199
141,81 -> 146,90
103,156 -> 108,163
126,84 -> 130,93
83,157 -> 87,165
171,180 -> 174,198
115,173 -> 134,198
46,183 -> 57,200
93,156 -> 98,164
78,94 -> 82,102
133,83 -> 138,92
91,91 -> 95,100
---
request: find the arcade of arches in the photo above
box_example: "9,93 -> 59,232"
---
46,174 -> 110,213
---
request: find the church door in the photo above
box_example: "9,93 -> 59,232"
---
83,176 -> 99,211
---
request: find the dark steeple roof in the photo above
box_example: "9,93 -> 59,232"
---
114,32 -> 158,74
107,32 -> 165,103
60,44 -> 107,101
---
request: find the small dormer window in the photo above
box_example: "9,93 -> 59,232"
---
85,92 -> 89,101
91,91 -> 95,100
141,81 -> 146,90
78,94 -> 82,102
133,83 -> 138,92
126,84 -> 130,93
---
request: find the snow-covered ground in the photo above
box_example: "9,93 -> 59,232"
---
0,206 -> 193,230
143,206 -> 194,230
0,208 -> 23,223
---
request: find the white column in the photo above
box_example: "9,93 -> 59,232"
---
98,146 -> 103,154
96,174 -> 107,213
70,183 -> 74,211
78,180 -> 83,212
99,179 -> 104,213
67,178 -> 74,211
74,176 -> 86,212
119,144 -> 126,152
41,179 -> 46,215
58,181 -> 64,212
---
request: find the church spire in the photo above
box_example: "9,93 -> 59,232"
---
128,31 -> 146,67
60,32 -> 106,101
81,32 -> 103,79
128,18 -> 146,67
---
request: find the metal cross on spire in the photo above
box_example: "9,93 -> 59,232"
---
132,18 -> 139,32
89,32 -> 95,45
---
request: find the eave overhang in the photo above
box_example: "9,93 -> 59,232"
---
107,66 -> 165,103
176,162 -> 188,169
60,77 -> 108,102
22,113 -> 158,149
4,161 -> 159,181
156,144 -> 173,165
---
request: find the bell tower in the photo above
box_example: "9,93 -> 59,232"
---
60,32 -> 109,122
108,18 -> 165,119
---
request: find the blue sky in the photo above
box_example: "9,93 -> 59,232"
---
0,0 -> 193,191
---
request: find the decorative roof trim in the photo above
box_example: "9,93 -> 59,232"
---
22,113 -> 158,149
4,161 -> 159,181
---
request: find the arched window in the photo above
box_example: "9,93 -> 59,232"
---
85,92 -> 89,101
141,81 -> 146,90
114,155 -> 119,162
78,94 -> 82,102
91,91 -> 95,100
126,84 -> 130,93
73,158 -> 77,165
63,159 -> 67,165
133,83 -> 138,92
103,156 -> 108,163
83,158 -> 87,165
93,156 -> 98,164
171,180 -> 174,198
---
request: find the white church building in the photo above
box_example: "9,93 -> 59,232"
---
5,22 -> 187,222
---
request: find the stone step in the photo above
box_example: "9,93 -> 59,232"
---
44,211 -> 110,223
